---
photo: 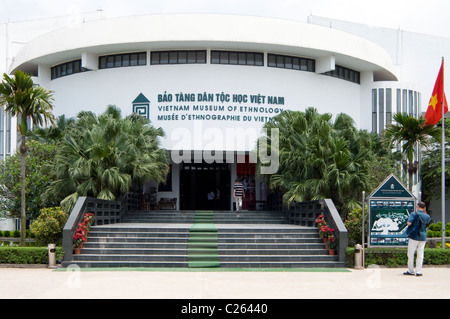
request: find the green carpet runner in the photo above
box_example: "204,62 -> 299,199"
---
188,211 -> 221,268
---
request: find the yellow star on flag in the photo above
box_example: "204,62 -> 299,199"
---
429,94 -> 438,110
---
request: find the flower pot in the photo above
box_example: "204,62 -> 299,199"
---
74,248 -> 82,255
328,249 -> 336,255
323,238 -> 328,245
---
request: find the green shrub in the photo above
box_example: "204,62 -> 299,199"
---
2,230 -> 10,237
428,230 -> 441,238
346,247 -> 450,267
429,222 -> 441,232
0,246 -> 64,264
29,207 -> 68,246
423,248 -> 450,265
343,206 -> 368,247
365,248 -> 408,267
427,222 -> 450,237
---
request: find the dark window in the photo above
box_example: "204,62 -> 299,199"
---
211,51 -> 264,66
51,59 -> 87,80
372,89 -> 377,133
106,56 -> 114,68
379,89 -> 385,133
151,50 -> 207,65
267,54 -> 315,72
99,52 -> 147,69
322,65 -> 360,84
386,88 -> 392,126
130,53 -> 138,66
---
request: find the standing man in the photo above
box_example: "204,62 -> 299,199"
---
404,202 -> 431,276
233,179 -> 245,211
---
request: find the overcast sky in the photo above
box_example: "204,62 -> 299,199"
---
1,0 -> 450,38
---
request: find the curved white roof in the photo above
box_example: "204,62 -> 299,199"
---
11,14 -> 397,80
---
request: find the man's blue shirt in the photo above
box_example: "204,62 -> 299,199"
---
407,210 -> 431,241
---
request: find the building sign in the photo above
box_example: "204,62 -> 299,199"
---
367,174 -> 416,247
132,90 -> 288,153
153,91 -> 285,123
132,93 -> 150,119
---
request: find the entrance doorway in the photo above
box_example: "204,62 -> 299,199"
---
180,162 -> 231,210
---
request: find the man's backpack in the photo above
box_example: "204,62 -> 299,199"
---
406,212 -> 423,239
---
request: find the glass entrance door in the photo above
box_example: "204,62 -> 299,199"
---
180,162 -> 231,210
236,156 -> 256,210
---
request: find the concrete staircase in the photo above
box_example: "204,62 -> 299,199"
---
120,210 -> 290,224
63,210 -> 345,268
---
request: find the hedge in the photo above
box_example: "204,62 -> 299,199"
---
346,247 -> 450,268
1,246 -> 448,267
0,247 -> 64,264
1,230 -> 34,238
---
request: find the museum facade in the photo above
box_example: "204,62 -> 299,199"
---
2,14 -> 433,212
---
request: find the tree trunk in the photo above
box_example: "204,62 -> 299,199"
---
408,170 -> 413,193
406,161 -> 418,193
20,138 -> 27,247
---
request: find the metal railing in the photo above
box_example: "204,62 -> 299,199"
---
62,193 -> 140,262
284,199 -> 348,262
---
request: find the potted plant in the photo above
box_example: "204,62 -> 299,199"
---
315,214 -> 327,238
320,225 -> 328,243
327,234 -> 337,255
73,212 -> 95,254
320,226 -> 336,244
73,230 -> 85,255
84,212 -> 94,231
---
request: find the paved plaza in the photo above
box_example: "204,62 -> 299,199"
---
1,265 -> 449,299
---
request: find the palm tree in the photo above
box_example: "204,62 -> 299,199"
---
44,106 -> 169,212
30,114 -> 75,144
260,108 -> 377,215
0,70 -> 55,246
383,113 -> 441,191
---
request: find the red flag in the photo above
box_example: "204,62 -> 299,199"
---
425,60 -> 448,125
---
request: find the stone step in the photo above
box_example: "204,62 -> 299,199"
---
121,219 -> 288,224
62,210 -> 343,269
66,260 -> 346,268
82,241 -> 325,250
78,247 -> 329,256
120,210 -> 289,224
66,260 -> 189,268
72,254 -> 337,263
91,225 -> 312,233
85,235 -> 323,245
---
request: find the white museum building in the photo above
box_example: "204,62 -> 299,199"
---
0,13 -> 449,228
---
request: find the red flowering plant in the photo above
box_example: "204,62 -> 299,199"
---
320,226 -> 336,239
73,212 -> 95,248
73,229 -> 85,248
327,234 -> 337,249
315,214 -> 327,227
315,214 -> 328,238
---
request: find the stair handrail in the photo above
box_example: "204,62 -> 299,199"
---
322,199 -> 348,262
283,199 -> 348,263
62,194 -> 137,263
62,197 -> 89,263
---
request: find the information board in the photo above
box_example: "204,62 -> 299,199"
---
368,174 -> 416,247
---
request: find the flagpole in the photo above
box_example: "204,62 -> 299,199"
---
442,57 -> 446,249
